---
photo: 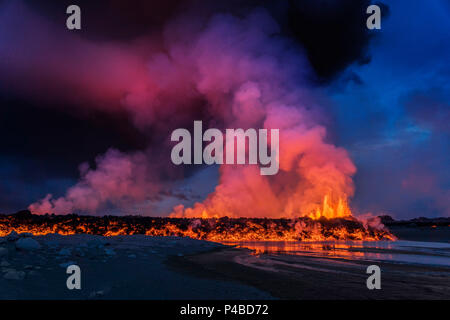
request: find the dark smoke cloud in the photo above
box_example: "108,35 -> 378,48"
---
0,0 -> 382,214
23,0 -> 378,81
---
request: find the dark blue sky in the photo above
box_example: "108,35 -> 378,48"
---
0,0 -> 448,218
326,0 -> 450,218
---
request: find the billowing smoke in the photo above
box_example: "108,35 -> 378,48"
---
29,149 -> 162,214
0,2 -> 356,217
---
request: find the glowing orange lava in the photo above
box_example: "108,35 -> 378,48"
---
0,197 -> 396,242
307,195 -> 352,219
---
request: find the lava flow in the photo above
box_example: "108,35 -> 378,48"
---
0,197 -> 396,242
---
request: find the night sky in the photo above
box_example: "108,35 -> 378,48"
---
0,0 -> 448,218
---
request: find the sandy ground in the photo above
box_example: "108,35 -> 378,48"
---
0,234 -> 272,299
1,229 -> 449,299
171,228 -> 450,299
176,245 -> 450,299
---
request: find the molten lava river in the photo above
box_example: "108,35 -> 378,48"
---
0,196 -> 396,247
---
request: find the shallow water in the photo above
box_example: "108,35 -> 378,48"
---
223,240 -> 450,267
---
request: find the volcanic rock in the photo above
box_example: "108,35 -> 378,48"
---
46,240 -> 60,248
378,215 -> 396,224
0,247 -> 8,257
12,210 -> 32,218
89,290 -> 105,298
7,231 -> 19,241
3,270 -> 25,280
58,248 -> 72,256
105,248 -> 116,256
74,248 -> 86,257
0,259 -> 10,267
87,239 -> 105,248
27,270 -> 39,277
19,232 -> 33,238
15,238 -> 41,251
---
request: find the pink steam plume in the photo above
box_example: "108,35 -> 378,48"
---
11,4 -> 358,217
29,150 -> 162,214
